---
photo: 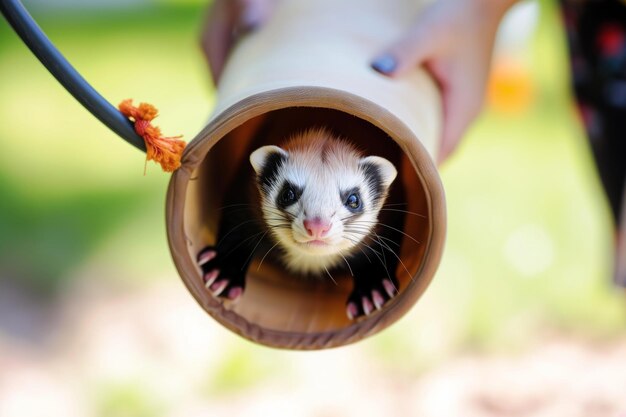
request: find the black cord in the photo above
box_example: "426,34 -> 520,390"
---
0,0 -> 146,152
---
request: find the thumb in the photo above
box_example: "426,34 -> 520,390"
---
235,0 -> 275,35
370,23 -> 434,77
200,0 -> 237,85
437,73 -> 485,163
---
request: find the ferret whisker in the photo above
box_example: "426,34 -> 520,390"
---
376,223 -> 422,245
264,214 -> 287,219
338,252 -> 354,277
264,218 -> 291,225
218,203 -> 255,210
373,232 -> 413,282
357,235 -> 393,276
348,221 -> 421,246
265,213 -> 295,223
341,210 -> 375,222
343,229 -> 377,239
263,207 -> 291,216
265,223 -> 292,229
344,228 -> 384,239
217,218 -> 266,246
221,206 -> 291,223
262,205 -> 294,217
221,207 -> 263,217
343,236 -> 372,263
257,241 -> 280,271
378,208 -> 427,218
343,229 -> 369,237
323,265 -> 338,286
344,226 -> 377,234
344,233 -> 384,257
340,213 -> 361,222
241,230 -> 270,271
262,213 -> 291,221
376,234 -> 401,247
343,216 -> 379,224
223,230 -> 267,257
376,235 -> 389,268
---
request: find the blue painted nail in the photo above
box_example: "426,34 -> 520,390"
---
371,54 -> 397,75
237,19 -> 260,36
236,10 -> 261,36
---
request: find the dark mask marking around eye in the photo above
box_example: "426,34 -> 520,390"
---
258,152 -> 286,193
340,187 -> 364,221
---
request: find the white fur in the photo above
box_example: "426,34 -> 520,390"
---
251,128 -> 397,275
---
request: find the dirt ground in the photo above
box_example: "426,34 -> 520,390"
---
1,279 -> 625,417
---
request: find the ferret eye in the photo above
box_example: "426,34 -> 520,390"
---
345,193 -> 361,210
277,182 -> 302,208
280,187 -> 296,206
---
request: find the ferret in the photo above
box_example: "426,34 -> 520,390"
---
196,128 -> 405,320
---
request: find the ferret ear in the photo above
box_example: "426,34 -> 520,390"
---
249,145 -> 288,175
360,156 -> 398,188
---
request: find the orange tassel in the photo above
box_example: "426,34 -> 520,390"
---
118,99 -> 185,173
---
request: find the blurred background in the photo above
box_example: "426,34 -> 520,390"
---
1,0 -> 625,416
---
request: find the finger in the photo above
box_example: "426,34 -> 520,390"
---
370,21 -> 435,77
234,0 -> 275,34
437,70 -> 486,163
200,0 -> 236,85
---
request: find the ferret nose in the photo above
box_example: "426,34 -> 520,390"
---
303,218 -> 331,238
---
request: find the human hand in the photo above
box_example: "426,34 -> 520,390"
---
200,0 -> 278,85
371,0 -> 516,163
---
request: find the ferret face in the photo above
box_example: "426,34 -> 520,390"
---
250,129 -> 397,273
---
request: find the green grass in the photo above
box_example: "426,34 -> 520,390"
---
0,3 -> 212,290
202,345 -> 286,396
94,380 -> 167,417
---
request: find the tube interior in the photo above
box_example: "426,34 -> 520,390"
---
183,108 -> 430,333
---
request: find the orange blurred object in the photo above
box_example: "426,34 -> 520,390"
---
487,56 -> 535,114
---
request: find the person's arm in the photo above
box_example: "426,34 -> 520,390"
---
200,0 -> 278,85
200,0 -> 518,163
371,0 -> 518,163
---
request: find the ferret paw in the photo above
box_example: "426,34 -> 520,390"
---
197,246 -> 245,302
346,278 -> 399,320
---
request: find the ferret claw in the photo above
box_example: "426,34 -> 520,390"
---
362,297 -> 374,316
382,279 -> 397,298
197,245 -> 249,301
210,280 -> 229,296
346,302 -> 358,320
372,290 -> 385,310
227,287 -> 243,301
197,249 -> 217,266
203,269 -> 220,288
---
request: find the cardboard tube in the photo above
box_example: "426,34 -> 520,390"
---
166,0 -> 445,349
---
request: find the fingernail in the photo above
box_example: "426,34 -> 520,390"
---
238,10 -> 261,34
371,54 -> 397,75
238,20 -> 260,35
